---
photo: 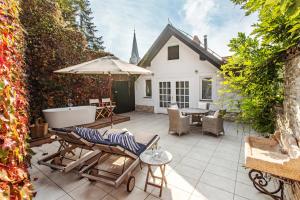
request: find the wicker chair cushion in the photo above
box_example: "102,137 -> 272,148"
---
198,102 -> 208,110
213,110 -> 220,118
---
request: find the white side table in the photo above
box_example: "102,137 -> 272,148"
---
140,149 -> 172,197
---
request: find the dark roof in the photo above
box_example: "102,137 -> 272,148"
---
138,24 -> 224,69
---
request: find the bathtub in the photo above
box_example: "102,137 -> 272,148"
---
43,106 -> 96,128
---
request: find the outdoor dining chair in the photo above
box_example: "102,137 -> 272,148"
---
167,108 -> 190,136
202,110 -> 226,136
89,99 -> 105,119
101,98 -> 116,117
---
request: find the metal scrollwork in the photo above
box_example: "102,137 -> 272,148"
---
248,169 -> 284,200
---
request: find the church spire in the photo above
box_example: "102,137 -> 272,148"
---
129,29 -> 140,64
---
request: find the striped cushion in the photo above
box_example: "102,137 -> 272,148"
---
74,127 -> 104,143
108,131 -> 140,154
97,128 -> 109,136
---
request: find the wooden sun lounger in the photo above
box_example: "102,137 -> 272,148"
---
70,131 -> 160,192
37,129 -> 101,172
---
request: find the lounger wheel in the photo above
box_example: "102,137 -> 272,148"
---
127,176 -> 135,192
88,168 -> 98,182
50,157 -> 62,170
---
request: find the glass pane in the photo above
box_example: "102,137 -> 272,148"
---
146,80 -> 152,97
185,96 -> 189,102
176,89 -> 179,95
180,89 -> 184,95
167,89 -> 171,94
185,81 -> 189,88
176,82 -> 179,88
167,82 -> 170,88
202,79 -> 212,99
185,103 -> 189,108
180,81 -> 184,88
185,89 -> 189,95
168,45 -> 179,60
181,96 -> 184,102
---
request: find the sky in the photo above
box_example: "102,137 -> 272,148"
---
90,0 -> 258,61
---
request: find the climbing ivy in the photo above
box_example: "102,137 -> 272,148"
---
20,0 -> 110,122
221,0 -> 300,134
0,0 -> 33,199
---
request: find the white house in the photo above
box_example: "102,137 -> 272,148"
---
131,24 -> 226,114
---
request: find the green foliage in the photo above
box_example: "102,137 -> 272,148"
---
0,0 -> 32,198
221,33 -> 283,133
20,0 -> 110,122
232,0 -> 300,49
221,0 -> 300,134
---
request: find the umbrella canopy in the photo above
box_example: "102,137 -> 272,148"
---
54,56 -> 152,75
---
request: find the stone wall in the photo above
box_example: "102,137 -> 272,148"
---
276,45 -> 300,200
135,105 -> 154,113
277,45 -> 300,140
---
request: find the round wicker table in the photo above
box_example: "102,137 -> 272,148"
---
140,149 -> 172,197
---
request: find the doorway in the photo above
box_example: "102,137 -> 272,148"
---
157,80 -> 190,113
112,80 -> 135,114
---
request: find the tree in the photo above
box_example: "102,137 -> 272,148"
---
57,0 -> 78,28
77,0 -> 104,50
221,33 -> 283,133
221,0 -> 300,134
0,0 -> 32,198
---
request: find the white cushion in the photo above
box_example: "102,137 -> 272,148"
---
213,110 -> 220,118
198,102 -> 208,110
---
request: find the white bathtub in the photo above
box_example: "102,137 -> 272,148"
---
43,106 -> 96,128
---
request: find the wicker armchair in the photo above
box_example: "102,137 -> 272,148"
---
202,110 -> 225,136
167,108 -> 190,136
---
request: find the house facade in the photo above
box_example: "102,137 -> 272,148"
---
132,24 -> 226,114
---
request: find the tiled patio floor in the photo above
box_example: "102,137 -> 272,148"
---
30,112 -> 273,200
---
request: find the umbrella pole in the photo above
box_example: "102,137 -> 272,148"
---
109,74 -> 113,128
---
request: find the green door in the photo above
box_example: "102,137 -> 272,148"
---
113,80 -> 135,114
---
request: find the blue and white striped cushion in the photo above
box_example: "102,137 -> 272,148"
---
74,127 -> 104,143
108,132 -> 140,154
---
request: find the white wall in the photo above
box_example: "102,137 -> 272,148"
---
135,36 -> 224,113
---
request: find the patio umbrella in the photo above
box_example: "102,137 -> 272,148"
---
54,55 -> 152,126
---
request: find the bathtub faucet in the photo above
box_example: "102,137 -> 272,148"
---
67,98 -> 73,107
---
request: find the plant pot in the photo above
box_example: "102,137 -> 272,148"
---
30,118 -> 48,139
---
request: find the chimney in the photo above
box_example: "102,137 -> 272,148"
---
192,35 -> 200,46
204,35 -> 207,50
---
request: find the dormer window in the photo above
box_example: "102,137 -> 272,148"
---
168,45 -> 179,60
